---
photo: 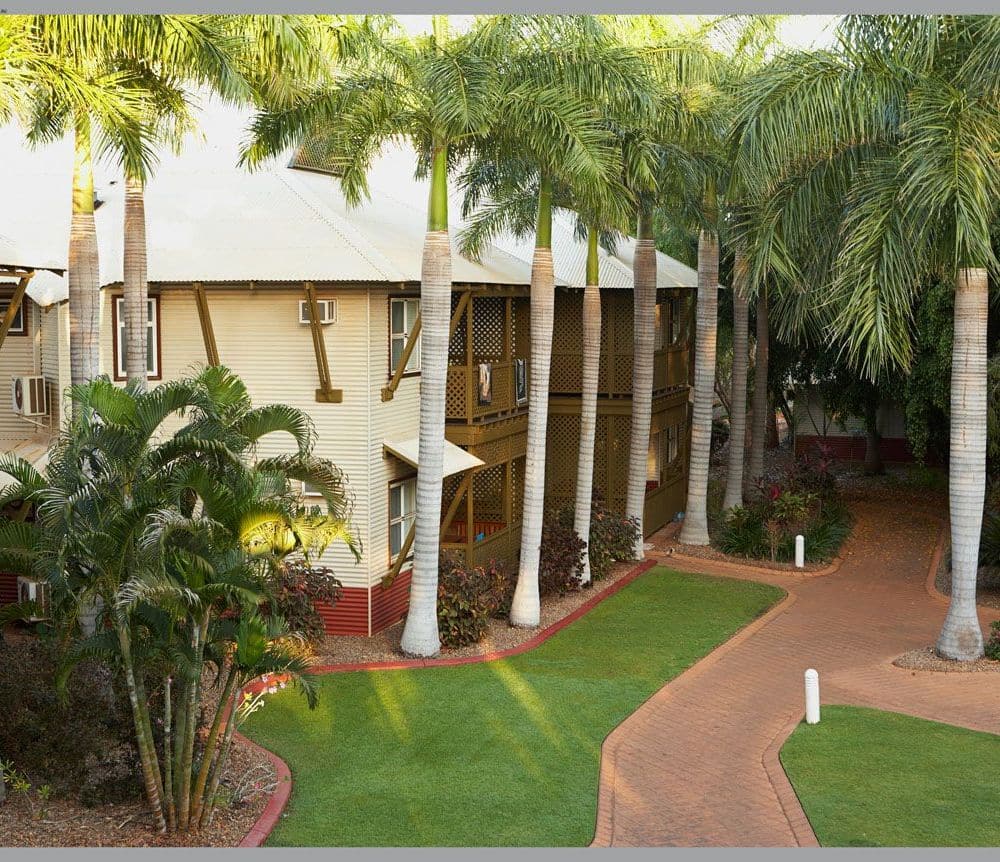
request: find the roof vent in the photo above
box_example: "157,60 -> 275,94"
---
288,131 -> 348,177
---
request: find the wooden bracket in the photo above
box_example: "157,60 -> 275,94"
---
0,274 -> 32,352
305,281 -> 343,404
193,282 -> 220,366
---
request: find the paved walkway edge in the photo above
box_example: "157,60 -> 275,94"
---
590,586 -> 798,847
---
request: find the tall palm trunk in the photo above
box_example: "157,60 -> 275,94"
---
123,175 -> 149,389
511,176 -> 554,627
748,286 -> 769,483
573,227 -> 601,585
862,399 -> 884,476
723,251 -> 749,510
69,111 -> 101,394
679,228 -> 719,545
400,143 -> 450,657
936,267 -> 988,661
624,207 -> 657,558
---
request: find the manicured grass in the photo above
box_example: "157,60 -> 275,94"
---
242,567 -> 782,846
781,705 -> 1000,847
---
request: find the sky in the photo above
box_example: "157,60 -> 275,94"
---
397,14 -> 841,50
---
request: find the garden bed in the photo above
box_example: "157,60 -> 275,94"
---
0,735 -> 274,848
313,559 -> 640,665
893,646 -> 1000,674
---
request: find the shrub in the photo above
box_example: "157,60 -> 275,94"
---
985,621 -> 1000,661
716,447 -> 851,564
539,510 -> 585,596
0,638 -> 143,806
980,486 -> 1000,567
263,560 -> 343,643
554,493 -> 640,582
436,555 -> 514,648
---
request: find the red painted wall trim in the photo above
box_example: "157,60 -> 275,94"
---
795,434 -> 919,464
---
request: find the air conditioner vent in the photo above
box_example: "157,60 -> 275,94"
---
11,376 -> 47,417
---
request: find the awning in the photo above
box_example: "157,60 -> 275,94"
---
383,436 -> 484,478
3,437 -> 51,474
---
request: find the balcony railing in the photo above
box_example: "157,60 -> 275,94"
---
446,360 -> 526,424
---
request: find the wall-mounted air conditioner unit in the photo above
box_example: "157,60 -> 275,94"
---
11,376 -> 47,417
298,299 -> 337,325
16,577 -> 51,621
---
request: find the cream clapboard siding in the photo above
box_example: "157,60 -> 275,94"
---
367,287 -> 423,584
39,302 -> 69,431
93,285 -> 375,589
0,300 -> 46,444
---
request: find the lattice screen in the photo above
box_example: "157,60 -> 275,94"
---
472,463 -> 505,522
471,296 -> 508,361
448,293 -> 467,363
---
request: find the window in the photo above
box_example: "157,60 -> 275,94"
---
668,423 -> 679,464
114,296 -> 159,380
389,477 -> 417,561
646,430 -> 661,488
390,298 -> 420,375
0,296 -> 25,335
653,302 -> 665,351
302,481 -> 325,498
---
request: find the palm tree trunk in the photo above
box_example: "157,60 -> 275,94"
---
936,267 -> 988,661
116,625 -> 167,833
748,286 -> 769,484
624,207 -> 657,558
679,228 -> 719,545
163,676 -> 176,831
863,400 -> 884,476
69,111 -> 101,395
511,176 -> 555,627
723,251 -> 749,510
573,227 -> 601,585
190,665 -> 238,828
123,175 -> 149,389
400,143 -> 450,657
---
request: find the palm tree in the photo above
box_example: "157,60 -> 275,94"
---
732,15 -> 1000,659
243,14 -> 499,656
0,367 -> 353,832
722,250 -> 749,509
459,15 -> 648,624
573,226 -> 602,584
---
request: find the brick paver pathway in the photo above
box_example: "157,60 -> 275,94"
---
592,495 -> 1000,847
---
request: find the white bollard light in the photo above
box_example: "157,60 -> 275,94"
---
804,668 -> 820,724
795,534 -> 805,569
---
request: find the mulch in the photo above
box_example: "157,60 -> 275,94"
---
313,559 -> 641,666
0,725 -> 274,847
893,646 -> 1000,674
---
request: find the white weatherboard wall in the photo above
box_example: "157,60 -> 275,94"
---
92,285 -> 377,589
367,287 -> 423,584
0,301 -> 46,443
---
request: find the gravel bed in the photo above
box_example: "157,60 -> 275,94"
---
313,559 -> 642,666
0,734 -> 275,847
893,646 -> 1000,674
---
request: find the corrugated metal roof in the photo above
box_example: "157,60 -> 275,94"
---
0,96 -> 698,306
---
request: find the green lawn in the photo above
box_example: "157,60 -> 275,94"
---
781,705 -> 1000,847
242,567 -> 782,846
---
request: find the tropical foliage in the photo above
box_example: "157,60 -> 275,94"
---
0,368 -> 356,833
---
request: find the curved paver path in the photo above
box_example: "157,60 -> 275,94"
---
592,494 -> 1000,847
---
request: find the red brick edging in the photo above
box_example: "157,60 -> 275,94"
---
235,557 -> 659,847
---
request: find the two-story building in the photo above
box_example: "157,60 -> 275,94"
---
0,99 -> 697,635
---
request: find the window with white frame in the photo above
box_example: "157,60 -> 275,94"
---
389,477 -> 417,561
115,296 -> 159,379
390,298 -> 421,375
0,296 -> 25,334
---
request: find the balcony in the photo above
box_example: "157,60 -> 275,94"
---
446,360 -> 527,424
